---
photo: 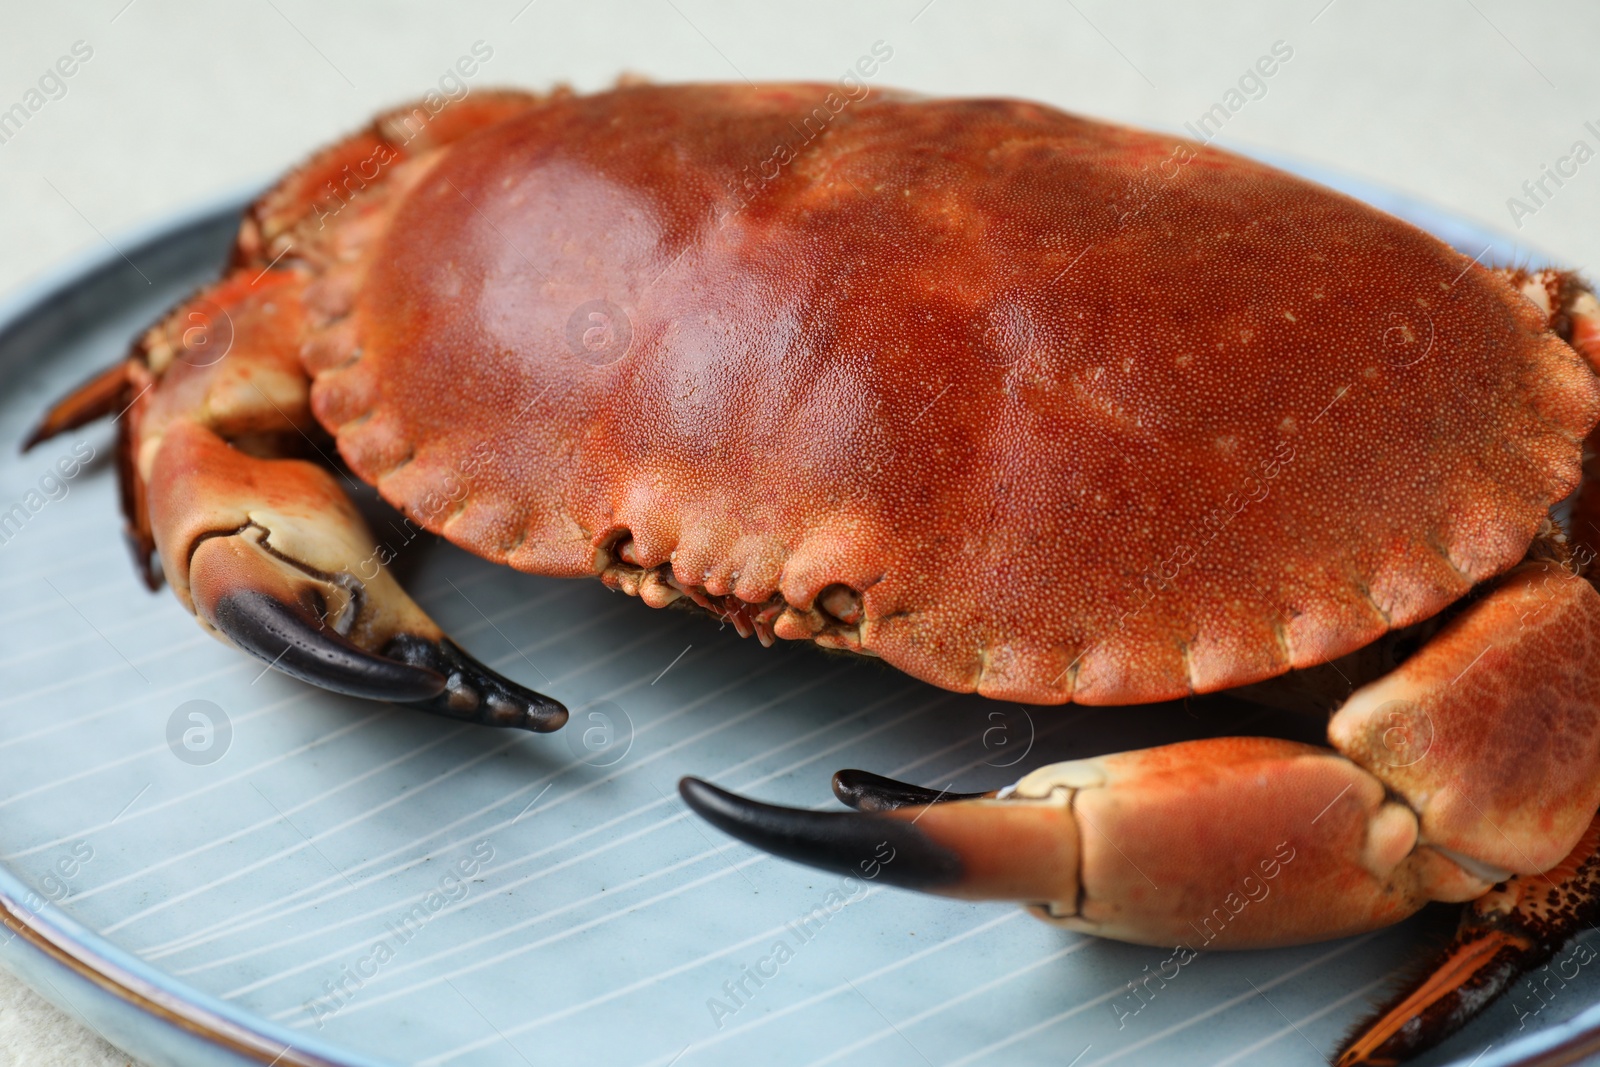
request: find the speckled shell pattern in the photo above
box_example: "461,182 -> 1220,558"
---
300,83 -> 1600,706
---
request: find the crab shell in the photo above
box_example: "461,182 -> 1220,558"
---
191,84 -> 1600,705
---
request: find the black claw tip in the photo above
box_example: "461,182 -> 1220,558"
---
213,591 -> 447,703
383,635 -> 568,732
678,777 -> 965,890
832,769 -> 989,812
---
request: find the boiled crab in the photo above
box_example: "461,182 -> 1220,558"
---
28,82 -> 1600,1064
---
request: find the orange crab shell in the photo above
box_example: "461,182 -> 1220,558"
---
266,82 -> 1597,706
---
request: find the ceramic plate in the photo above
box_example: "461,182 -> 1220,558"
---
1,151 -> 1597,1067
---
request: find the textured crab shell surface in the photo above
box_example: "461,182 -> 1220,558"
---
293,82 -> 1599,707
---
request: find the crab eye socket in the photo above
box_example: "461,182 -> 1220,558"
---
817,584 -> 863,625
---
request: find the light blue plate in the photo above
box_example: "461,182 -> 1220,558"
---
0,150 -> 1593,1067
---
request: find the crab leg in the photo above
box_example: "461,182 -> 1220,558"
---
22,361 -> 133,451
1336,813 -> 1600,1067
684,560 -> 1600,1055
28,270 -> 566,732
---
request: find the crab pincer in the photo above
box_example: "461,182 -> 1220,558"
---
163,420 -> 564,728
27,145 -> 567,731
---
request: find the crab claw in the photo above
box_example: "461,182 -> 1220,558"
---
678,775 -> 1078,900
209,584 -> 446,703
208,579 -> 566,731
158,421 -> 567,732
382,633 -> 568,731
684,737 -> 1501,948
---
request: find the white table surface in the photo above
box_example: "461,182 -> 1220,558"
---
1,1 -> 1597,1063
